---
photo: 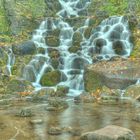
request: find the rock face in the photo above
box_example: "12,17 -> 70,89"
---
84,58 -> 140,92
80,125 -> 136,140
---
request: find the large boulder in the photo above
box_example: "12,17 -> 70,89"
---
125,84 -> 140,100
12,41 -> 37,55
80,125 -> 136,140
84,58 -> 140,92
40,70 -> 61,86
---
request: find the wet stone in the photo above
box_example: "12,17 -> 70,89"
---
16,108 -> 33,117
109,30 -> 120,41
30,119 -> 43,125
133,114 -> 140,122
45,36 -> 60,47
112,40 -> 125,55
48,127 -> 62,135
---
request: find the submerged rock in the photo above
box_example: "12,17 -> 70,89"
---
80,125 -> 136,140
17,108 -> 33,117
48,127 -> 62,135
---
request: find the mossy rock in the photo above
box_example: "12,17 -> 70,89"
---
48,28 -> 60,37
84,68 -> 102,92
48,49 -> 60,59
40,70 -> 61,86
84,27 -> 92,39
6,78 -> 33,94
11,55 -> 32,76
12,41 -> 37,55
45,36 -> 60,47
0,47 -> 8,67
72,31 -> 83,45
55,85 -> 69,97
68,45 -> 80,53
51,58 -> 59,69
37,47 -> 45,54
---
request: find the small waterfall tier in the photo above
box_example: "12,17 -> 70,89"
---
88,16 -> 133,60
22,0 -> 133,96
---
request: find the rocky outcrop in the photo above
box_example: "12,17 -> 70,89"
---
2,0 -> 46,35
80,125 -> 136,140
84,58 -> 140,92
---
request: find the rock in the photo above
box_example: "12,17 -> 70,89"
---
45,0 -> 62,17
45,35 -> 60,47
68,45 -> 81,53
125,84 -> 140,100
109,30 -> 120,41
47,28 -> 60,37
12,41 -> 37,55
22,65 -> 36,82
37,47 -> 45,54
36,87 -> 55,95
84,27 -> 92,39
47,98 -> 69,110
30,119 -> 43,124
48,127 -> 62,135
112,40 -> 126,55
133,114 -> 140,122
72,31 -> 83,46
40,70 -> 61,86
51,58 -> 59,69
55,86 -> 69,97
80,125 -> 136,140
72,57 -> 89,69
48,48 -> 60,58
84,59 -> 140,92
0,47 -> 8,67
94,38 -> 107,53
17,108 -> 33,117
6,78 -> 33,94
45,106 -> 57,111
68,128 -> 82,136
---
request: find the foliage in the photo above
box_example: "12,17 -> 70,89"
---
101,0 -> 128,16
15,0 -> 46,21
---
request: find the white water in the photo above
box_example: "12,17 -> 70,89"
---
22,0 -> 133,96
6,48 -> 15,76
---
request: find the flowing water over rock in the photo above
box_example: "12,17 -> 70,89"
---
21,0 -> 133,96
6,48 -> 15,76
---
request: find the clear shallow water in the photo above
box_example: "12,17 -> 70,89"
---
0,98 -> 140,140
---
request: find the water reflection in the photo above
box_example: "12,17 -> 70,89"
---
0,101 -> 140,140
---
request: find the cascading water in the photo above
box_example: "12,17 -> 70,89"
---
22,0 -> 133,96
6,48 -> 15,76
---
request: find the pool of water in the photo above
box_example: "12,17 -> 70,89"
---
0,97 -> 140,140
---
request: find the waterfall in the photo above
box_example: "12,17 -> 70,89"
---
22,0 -> 133,96
6,48 -> 15,76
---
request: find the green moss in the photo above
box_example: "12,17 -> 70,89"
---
88,0 -> 128,17
45,36 -> 60,47
40,70 -> 61,86
68,45 -> 80,53
0,1 -> 10,33
84,68 -> 102,92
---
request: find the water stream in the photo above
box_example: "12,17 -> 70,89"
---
21,0 -> 133,96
